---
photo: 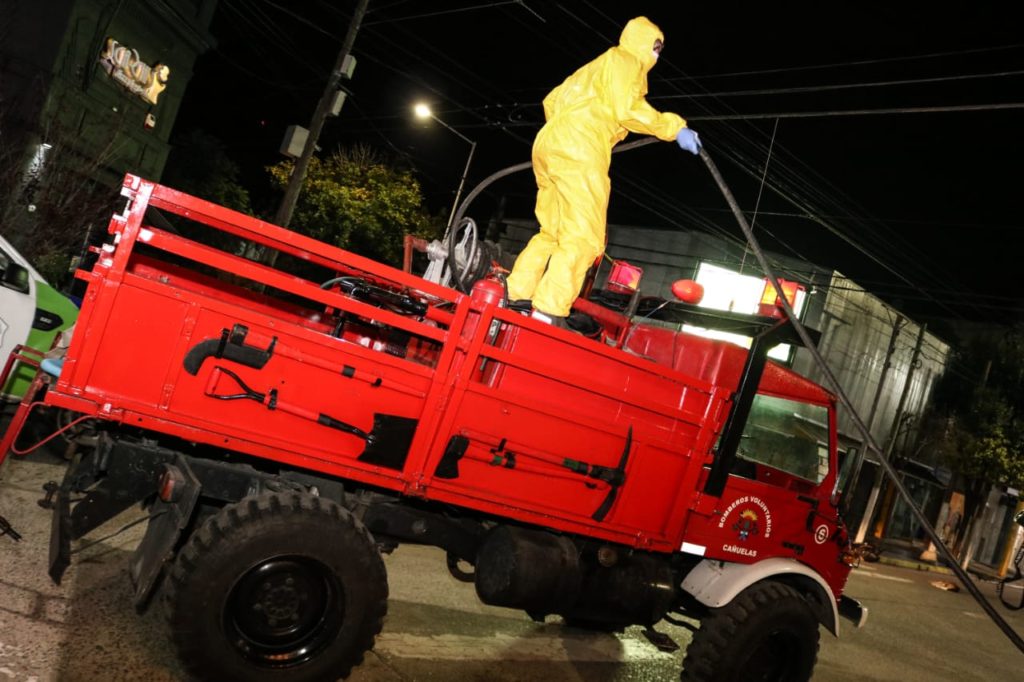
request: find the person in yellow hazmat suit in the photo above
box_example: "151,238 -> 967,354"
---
505,16 -> 701,327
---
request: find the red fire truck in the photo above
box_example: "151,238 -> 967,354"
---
1,175 -> 865,681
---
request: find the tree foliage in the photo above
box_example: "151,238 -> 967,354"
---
929,326 -> 1024,489
0,100 -> 121,286
163,129 -> 252,215
268,145 -> 441,266
162,130 -> 253,256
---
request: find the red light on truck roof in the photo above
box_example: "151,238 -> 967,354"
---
607,260 -> 643,293
671,279 -> 705,305
758,279 -> 803,318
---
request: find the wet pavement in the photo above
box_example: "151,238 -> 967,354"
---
2,422 -> 1024,681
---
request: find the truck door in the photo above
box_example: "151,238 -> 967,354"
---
687,392 -> 837,564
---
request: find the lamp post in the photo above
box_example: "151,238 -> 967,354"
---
414,103 -> 477,229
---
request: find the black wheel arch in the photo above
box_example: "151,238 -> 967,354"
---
681,579 -> 821,682
769,573 -> 837,635
678,558 -> 840,636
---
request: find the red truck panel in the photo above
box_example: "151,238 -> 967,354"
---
47,176 -> 744,553
623,323 -> 832,404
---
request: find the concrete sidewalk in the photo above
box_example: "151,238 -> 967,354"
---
873,542 -> 955,575
870,538 -> 1012,588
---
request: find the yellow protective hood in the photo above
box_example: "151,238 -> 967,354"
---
618,16 -> 664,73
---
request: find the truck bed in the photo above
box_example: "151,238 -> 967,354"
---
46,175 -> 734,552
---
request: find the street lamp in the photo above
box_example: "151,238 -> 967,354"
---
413,103 -> 477,229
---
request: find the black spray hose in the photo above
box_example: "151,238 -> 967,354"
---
698,146 -> 1024,654
444,140 -> 1024,650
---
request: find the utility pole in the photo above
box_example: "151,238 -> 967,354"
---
855,322 -> 927,543
274,0 -> 370,229
957,356 -> 996,570
866,315 -> 905,432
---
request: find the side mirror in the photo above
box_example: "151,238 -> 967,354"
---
1,261 -> 30,294
1014,509 -> 1024,528
832,447 -> 860,509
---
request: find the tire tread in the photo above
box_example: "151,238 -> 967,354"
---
681,581 -> 819,682
164,491 -> 387,681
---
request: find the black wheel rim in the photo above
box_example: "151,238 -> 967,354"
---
225,555 -> 344,668
738,627 -> 803,682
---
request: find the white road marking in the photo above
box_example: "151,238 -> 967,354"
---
0,667 -> 38,682
856,571 -> 913,583
376,632 -> 675,662
0,641 -> 39,682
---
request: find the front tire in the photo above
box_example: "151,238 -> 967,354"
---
681,581 -> 819,682
165,492 -> 387,681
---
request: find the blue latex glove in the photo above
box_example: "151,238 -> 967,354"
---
676,128 -> 701,155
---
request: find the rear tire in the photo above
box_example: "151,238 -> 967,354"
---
165,491 -> 387,681
681,581 -> 819,682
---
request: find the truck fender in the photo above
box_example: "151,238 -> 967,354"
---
129,456 -> 202,608
680,557 -> 841,636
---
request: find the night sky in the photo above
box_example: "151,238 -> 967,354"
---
174,1 -> 1023,327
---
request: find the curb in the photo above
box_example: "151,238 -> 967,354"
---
875,555 -> 954,575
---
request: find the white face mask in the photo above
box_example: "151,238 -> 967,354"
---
651,50 -> 660,60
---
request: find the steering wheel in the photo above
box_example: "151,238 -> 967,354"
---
445,218 -> 482,293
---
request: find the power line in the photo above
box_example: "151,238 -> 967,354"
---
662,69 -> 1024,100
697,140 -> 965,318
364,0 -> 417,15
588,9 -> 1007,317
661,113 -> 972,319
375,2 -> 1004,325
347,108 -> 1016,319
255,0 -> 340,39
662,43 -> 1024,82
220,0 -> 329,80
497,7 -> 1015,321
648,47 -> 1000,316
224,2 -> 1011,331
688,206 -> 1022,231
689,102 -> 1024,121
172,0 -> 1015,360
363,1 -> 521,27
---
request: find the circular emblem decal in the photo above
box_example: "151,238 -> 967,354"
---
814,524 -> 830,545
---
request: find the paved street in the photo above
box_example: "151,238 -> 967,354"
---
2,434 -> 1023,681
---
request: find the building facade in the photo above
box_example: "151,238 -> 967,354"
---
1,0 -> 216,272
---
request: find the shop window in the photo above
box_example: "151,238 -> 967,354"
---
886,474 -> 942,542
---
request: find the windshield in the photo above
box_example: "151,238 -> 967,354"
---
737,394 -> 829,484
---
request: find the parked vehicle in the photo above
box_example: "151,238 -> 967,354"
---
0,174 -> 865,681
997,510 -> 1024,610
0,234 -> 78,400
